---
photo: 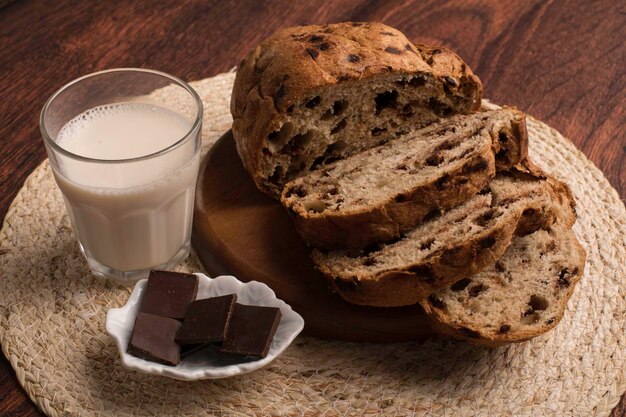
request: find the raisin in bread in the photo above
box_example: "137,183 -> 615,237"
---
281,108 -> 527,250
231,22 -> 482,197
421,224 -> 586,347
311,168 -> 576,307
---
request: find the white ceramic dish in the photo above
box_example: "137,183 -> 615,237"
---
105,273 -> 305,380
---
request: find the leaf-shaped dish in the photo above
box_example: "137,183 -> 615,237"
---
105,273 -> 305,380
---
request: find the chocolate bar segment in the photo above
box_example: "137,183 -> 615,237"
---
139,270 -> 198,319
180,343 -> 210,359
128,312 -> 181,366
176,294 -> 237,345
221,304 -> 282,358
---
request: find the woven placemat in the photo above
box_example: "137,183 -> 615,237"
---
1,72 -> 624,417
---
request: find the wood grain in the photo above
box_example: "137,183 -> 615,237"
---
0,0 -> 623,415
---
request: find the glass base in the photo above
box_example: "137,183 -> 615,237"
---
83,241 -> 191,286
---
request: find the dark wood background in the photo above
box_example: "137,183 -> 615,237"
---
0,0 -> 623,416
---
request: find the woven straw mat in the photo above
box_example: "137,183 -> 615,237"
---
0,72 -> 624,417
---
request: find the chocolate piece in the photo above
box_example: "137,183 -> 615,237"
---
176,294 -> 237,345
127,312 -> 181,366
221,304 -> 282,358
139,270 -> 198,319
180,343 -> 210,359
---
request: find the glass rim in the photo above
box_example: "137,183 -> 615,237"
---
39,68 -> 203,164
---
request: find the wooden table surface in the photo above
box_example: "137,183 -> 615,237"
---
0,0 -> 623,415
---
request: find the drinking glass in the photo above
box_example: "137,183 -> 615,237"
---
40,68 -> 203,284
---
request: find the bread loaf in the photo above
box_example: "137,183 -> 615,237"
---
281,108 -> 527,249
231,22 -> 482,197
311,168 -> 576,307
421,224 -> 586,347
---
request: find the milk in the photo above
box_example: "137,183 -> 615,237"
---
52,103 -> 200,273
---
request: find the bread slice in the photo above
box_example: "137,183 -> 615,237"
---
281,108 -> 527,250
311,168 -> 576,307
421,224 -> 586,347
231,22 -> 483,197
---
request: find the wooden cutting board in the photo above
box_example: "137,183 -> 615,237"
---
191,131 -> 432,342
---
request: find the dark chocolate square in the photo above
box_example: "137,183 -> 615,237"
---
221,304 -> 282,358
128,312 -> 181,366
176,294 -> 237,345
180,343 -> 210,359
139,270 -> 198,319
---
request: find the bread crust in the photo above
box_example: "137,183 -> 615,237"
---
231,22 -> 483,197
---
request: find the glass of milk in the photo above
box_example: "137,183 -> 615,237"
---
40,69 -> 203,285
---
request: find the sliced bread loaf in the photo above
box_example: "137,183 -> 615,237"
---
421,224 -> 586,347
281,108 -> 528,250
231,22 -> 483,197
311,168 -> 576,307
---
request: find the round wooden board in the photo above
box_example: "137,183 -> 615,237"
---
192,131 -> 432,342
